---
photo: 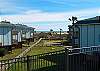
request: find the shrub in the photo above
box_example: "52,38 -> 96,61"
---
0,48 -> 7,57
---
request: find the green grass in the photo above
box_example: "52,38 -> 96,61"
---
6,49 -> 65,71
7,58 -> 56,71
0,48 -> 23,61
46,40 -> 63,43
26,46 -> 64,56
2,39 -> 65,71
0,42 -> 35,61
26,39 -> 64,56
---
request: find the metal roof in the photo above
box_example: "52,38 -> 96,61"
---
76,16 -> 100,24
77,20 -> 99,24
0,21 -> 35,33
0,21 -> 14,27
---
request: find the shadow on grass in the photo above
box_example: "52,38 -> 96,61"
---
37,52 -> 100,71
6,50 -> 100,71
32,65 -> 58,71
39,53 -> 66,64
32,52 -> 66,71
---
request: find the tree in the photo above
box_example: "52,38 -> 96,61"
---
50,29 -> 53,35
60,28 -> 62,40
49,29 -> 53,46
69,16 -> 78,48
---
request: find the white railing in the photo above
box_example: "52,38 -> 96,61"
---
67,45 -> 100,54
81,46 -> 100,53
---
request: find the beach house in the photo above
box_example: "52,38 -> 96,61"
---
68,16 -> 100,48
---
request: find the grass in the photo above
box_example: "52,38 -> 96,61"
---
25,39 -> 64,56
1,39 -> 65,71
46,40 -> 63,43
0,46 -> 29,61
7,48 -> 65,71
7,59 -> 56,71
0,39 -> 64,60
0,42 -> 36,61
26,46 -> 64,56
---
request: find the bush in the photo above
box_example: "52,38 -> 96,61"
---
0,48 -> 7,57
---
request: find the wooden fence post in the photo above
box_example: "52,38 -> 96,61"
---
27,55 -> 30,71
65,48 -> 69,71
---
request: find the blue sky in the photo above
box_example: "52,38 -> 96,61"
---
0,0 -> 100,31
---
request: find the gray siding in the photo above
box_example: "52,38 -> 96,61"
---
0,27 -> 12,46
18,31 -> 22,42
80,25 -> 88,47
26,31 -> 31,39
79,24 -> 100,48
12,35 -> 18,43
31,33 -> 33,38
94,25 -> 100,46
88,25 -> 95,46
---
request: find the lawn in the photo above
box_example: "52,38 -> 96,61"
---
46,39 -> 63,43
1,39 -> 65,71
6,47 -> 65,71
25,39 -> 64,56
7,59 -> 56,71
0,42 -> 35,61
0,39 -> 63,61
26,46 -> 64,56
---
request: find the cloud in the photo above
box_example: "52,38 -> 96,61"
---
0,0 -> 100,31
1,8 -> 99,22
0,8 -> 100,31
0,0 -> 15,14
0,0 -> 29,15
24,10 -> 43,14
42,0 -> 97,5
42,0 -> 67,5
0,0 -> 99,15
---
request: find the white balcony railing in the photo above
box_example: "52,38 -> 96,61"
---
67,45 -> 100,54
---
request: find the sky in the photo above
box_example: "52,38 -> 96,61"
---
0,0 -> 100,31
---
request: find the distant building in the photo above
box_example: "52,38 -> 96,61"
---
68,16 -> 100,48
21,25 -> 34,44
12,24 -> 23,48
